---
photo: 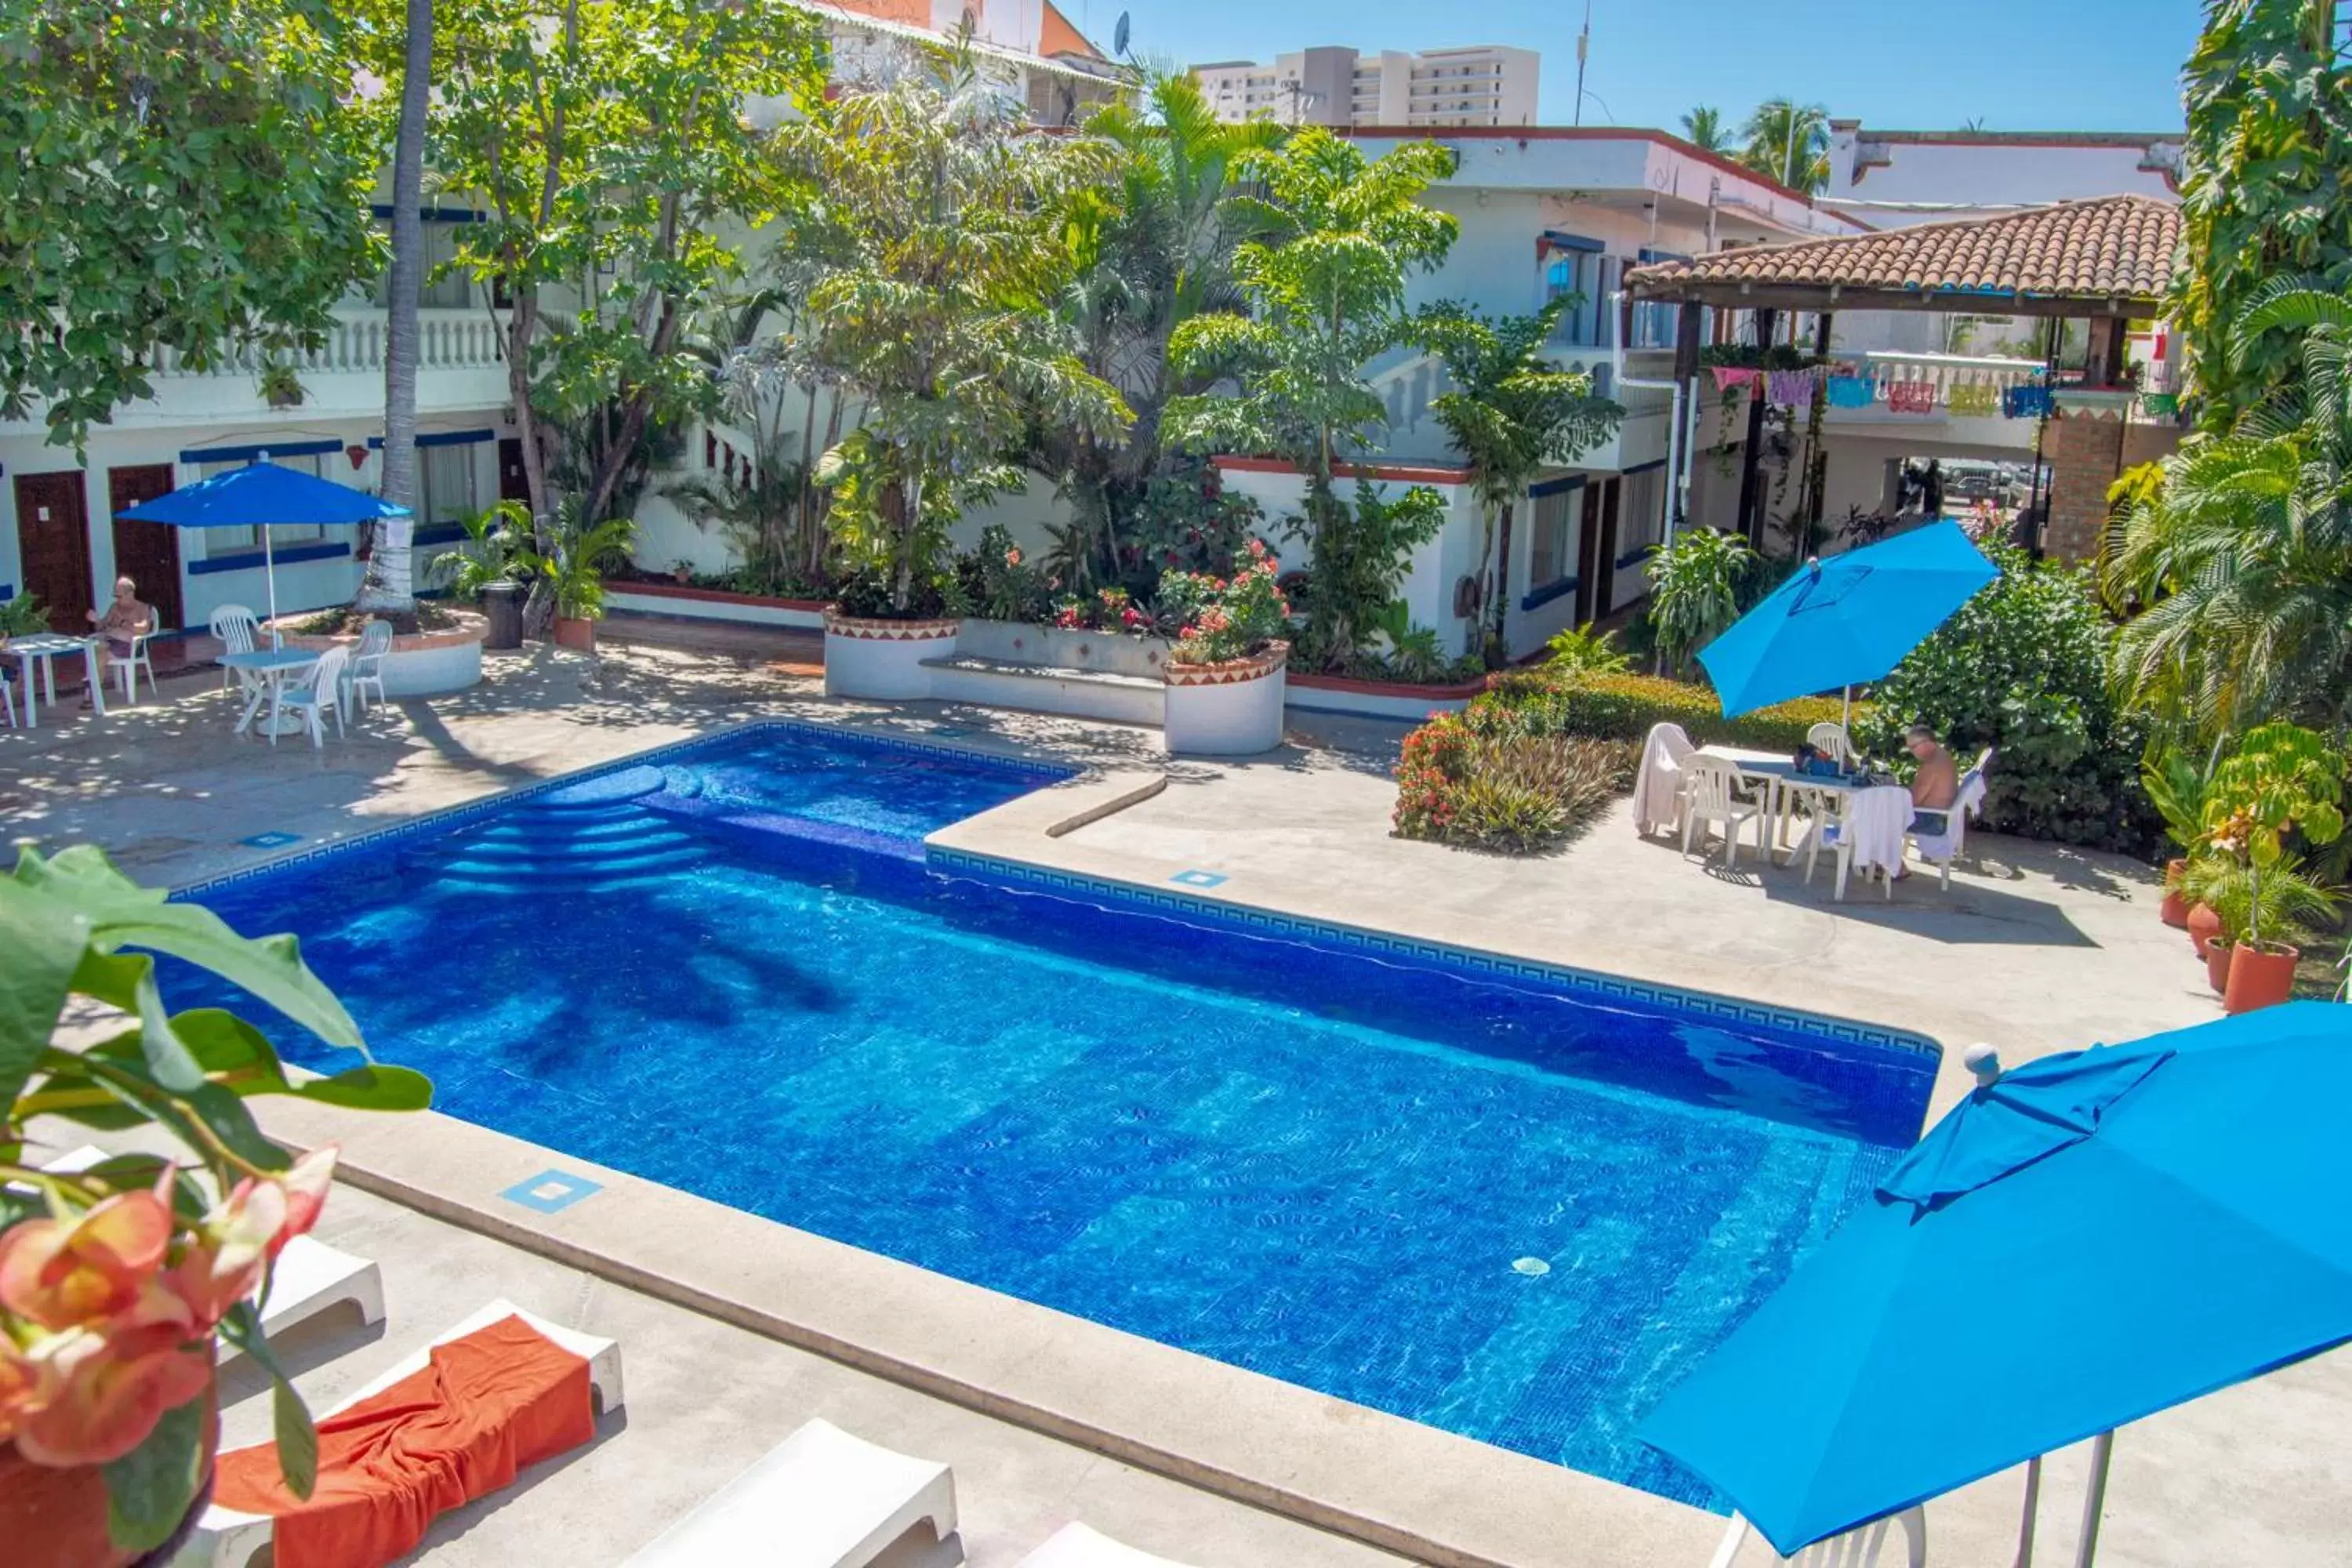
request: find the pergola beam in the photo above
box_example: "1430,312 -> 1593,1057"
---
1621,281 -> 2152,319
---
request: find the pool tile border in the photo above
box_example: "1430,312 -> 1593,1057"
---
927,845 -> 1941,1060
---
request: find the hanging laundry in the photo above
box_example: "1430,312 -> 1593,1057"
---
1887,380 -> 1938,414
2141,391 -> 2180,419
2002,385 -> 2054,419
1824,374 -> 1875,409
1766,366 -> 1821,405
1709,365 -> 1763,392
1945,383 -> 1999,417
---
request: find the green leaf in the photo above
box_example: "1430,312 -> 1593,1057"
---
102,1388 -> 209,1553
0,875 -> 88,1109
220,1301 -> 318,1501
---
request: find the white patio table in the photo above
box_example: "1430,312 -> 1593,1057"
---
221,646 -> 321,741
8,633 -> 106,727
1697,745 -> 1874,863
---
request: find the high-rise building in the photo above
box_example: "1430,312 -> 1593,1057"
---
1192,45 -> 1538,129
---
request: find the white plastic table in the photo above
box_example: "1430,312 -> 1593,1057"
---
220,646 -> 321,740
8,633 -> 104,727
1700,745 -> 1872,862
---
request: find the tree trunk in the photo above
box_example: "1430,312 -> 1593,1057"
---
354,0 -> 433,630
1488,498 -> 1515,658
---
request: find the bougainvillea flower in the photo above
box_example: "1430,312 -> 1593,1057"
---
10,1324 -> 211,1467
273,1147 -> 338,1259
169,1145 -> 339,1327
0,1187 -> 177,1330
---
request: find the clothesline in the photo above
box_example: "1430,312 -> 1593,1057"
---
1703,362 -> 2166,419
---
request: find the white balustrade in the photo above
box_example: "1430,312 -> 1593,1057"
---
1843,350 -> 2038,408
144,309 -> 502,380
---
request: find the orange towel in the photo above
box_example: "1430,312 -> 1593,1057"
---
214,1314 -> 597,1568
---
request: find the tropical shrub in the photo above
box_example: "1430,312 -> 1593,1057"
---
1119,462 -> 1265,589
1482,669 -> 1846,755
2180,851 -> 2338,951
953,526 -> 1053,623
1160,540 -> 1290,665
0,591 -> 49,637
2198,721 -> 2347,930
517,513 -> 635,623
1283,481 -> 1446,669
427,503 -> 530,601
1051,586 -> 1154,636
0,847 -> 429,1549
1393,707 -> 1632,854
1645,528 -> 1754,675
1856,541 -> 2159,856
1543,622 -> 1632,677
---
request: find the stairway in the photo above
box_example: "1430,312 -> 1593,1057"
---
401,767 -> 710,894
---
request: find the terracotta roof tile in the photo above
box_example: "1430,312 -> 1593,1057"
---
1624,195 -> 2179,307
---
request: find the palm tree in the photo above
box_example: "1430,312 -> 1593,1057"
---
2106,277 -> 2352,738
1737,98 -> 1831,194
1418,298 -> 1622,660
1679,105 -> 1731,154
355,0 -> 431,627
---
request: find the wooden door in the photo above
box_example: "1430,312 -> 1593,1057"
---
13,470 -> 93,633
1592,479 -> 1621,621
107,464 -> 183,631
1573,484 -> 1605,625
497,437 -> 532,504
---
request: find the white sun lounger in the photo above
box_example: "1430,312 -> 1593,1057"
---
42,1145 -> 385,1354
189,1298 -> 624,1568
1709,1507 -> 1925,1567
625,1417 -> 959,1568
1018,1521 -> 1200,1568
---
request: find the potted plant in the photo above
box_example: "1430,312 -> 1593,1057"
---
521,514 -> 636,654
1,847 -> 429,1566
1157,540 -> 1292,756
430,503 -> 530,653
256,361 -> 306,410
2142,747 -> 2212,931
670,559 -> 695,586
2194,723 -> 2346,1014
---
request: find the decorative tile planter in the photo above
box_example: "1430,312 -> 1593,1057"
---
274,611 -> 486,697
822,611 -> 960,700
1163,642 -> 1287,756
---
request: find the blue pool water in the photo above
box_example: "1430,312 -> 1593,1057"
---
175,724 -> 1936,1506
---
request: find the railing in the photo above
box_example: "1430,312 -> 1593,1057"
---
149,309 -> 505,379
1838,350 -> 2042,405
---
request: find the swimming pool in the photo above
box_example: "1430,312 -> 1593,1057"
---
175,722 -> 1938,1507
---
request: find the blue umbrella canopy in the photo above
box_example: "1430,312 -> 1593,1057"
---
1639,1003 -> 2352,1558
115,459 -> 409,529
1697,521 -> 1997,717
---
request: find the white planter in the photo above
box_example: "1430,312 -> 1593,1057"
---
1162,644 -> 1288,756
275,612 -> 486,698
954,618 -> 1171,679
822,612 -> 958,700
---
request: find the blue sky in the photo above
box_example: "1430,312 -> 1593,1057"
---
1093,0 -> 2201,134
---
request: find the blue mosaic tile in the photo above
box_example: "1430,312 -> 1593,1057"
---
1169,869 -> 1228,888
239,831 -> 303,849
498,1169 -> 603,1214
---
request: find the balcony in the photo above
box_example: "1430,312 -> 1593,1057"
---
1363,344 -> 1680,475
1819,350 -> 2046,451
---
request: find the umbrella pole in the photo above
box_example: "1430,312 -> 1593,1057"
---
2072,1430 -> 2114,1568
1842,684 -> 1852,729
264,525 -> 281,649
2013,1453 -> 2042,1568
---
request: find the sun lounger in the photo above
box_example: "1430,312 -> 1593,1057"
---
1018,1521 -> 1200,1568
190,1299 -> 623,1568
42,1145 -> 384,1355
1708,1507 -> 1925,1567
624,1417 -> 959,1568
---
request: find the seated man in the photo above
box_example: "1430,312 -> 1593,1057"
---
1898,724 -> 1960,866
82,576 -> 151,706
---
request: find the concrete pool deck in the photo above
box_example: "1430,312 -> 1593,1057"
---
12,643 -> 2347,1568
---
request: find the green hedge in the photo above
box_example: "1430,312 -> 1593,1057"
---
1476,670 -> 1852,754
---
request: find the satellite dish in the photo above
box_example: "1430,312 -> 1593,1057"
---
1112,10 -> 1130,57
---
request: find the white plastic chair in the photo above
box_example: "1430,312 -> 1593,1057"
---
1807,784 -> 1913,901
1,668 -> 18,730
1710,1508 -> 1925,1567
1635,721 -> 1697,838
276,646 -> 349,749
1019,1521 -> 1196,1567
624,1417 -> 956,1568
111,607 -> 160,705
347,618 -> 393,715
1681,753 -> 1766,867
190,1299 -> 622,1568
1907,747 -> 1994,889
209,604 -> 262,693
1806,722 -> 1853,766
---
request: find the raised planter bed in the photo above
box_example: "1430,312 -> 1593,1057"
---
605,580 -> 828,630
1287,669 -> 1493,722
1165,643 -> 1289,756
271,611 -> 486,697
823,611 -> 959,699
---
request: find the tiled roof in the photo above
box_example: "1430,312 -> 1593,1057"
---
1624,195 -> 2179,307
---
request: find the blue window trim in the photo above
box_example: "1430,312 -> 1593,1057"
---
411,522 -> 469,547
180,437 -> 342,465
0,582 -> 14,600
1528,474 -> 1587,499
187,541 -> 353,576
369,205 -> 486,223
1541,230 -> 1606,254
1520,575 -> 1579,612
1613,545 -> 1654,570
1620,458 -> 1669,477
1637,246 -> 1694,266
366,427 -> 495,450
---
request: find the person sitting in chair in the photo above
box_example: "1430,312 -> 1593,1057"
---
1894,724 -> 1960,876
82,577 -> 151,707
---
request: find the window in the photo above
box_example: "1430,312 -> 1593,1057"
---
1527,486 -> 1577,589
373,220 -> 473,310
419,442 -> 478,527
1620,467 -> 1666,557
196,452 -> 328,554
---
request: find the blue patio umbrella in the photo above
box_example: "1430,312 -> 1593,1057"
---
117,458 -> 409,644
1638,1002 -> 2352,1565
1697,521 -> 1997,719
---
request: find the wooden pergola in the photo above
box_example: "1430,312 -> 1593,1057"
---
1621,195 -> 2179,549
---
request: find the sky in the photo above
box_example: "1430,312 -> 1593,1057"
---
1089,0 -> 2204,135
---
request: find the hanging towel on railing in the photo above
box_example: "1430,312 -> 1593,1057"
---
1825,374 -> 1875,409
1945,383 -> 1999,417
2002,384 -> 2053,419
1887,380 -> 1938,414
1766,367 -> 1821,405
1709,365 -> 1763,392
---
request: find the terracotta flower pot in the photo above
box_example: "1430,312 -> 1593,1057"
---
2204,936 -> 2234,995
2159,858 -> 2190,929
0,1379 -> 217,1568
552,615 -> 595,653
2223,942 -> 2299,1015
2186,902 -> 2223,958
